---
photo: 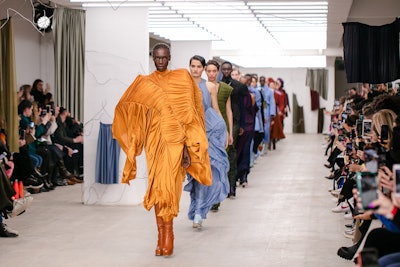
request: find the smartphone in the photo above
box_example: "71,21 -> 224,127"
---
338,135 -> 345,142
364,147 -> 378,173
19,129 -> 25,140
46,105 -> 51,113
341,113 -> 348,121
356,172 -> 378,211
346,103 -> 352,114
40,109 -> 47,117
362,119 -> 372,138
356,120 -> 363,137
29,122 -> 34,128
393,164 -> 400,197
380,124 -> 389,142
346,143 -> 353,155
334,100 -> 340,107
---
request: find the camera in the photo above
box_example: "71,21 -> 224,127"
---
40,109 -> 47,117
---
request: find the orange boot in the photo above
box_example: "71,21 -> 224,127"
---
154,204 -> 164,256
163,219 -> 174,256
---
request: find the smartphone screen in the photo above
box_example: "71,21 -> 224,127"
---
29,122 -> 34,128
393,164 -> 400,197
364,148 -> 378,173
380,124 -> 389,141
363,119 -> 372,138
356,120 -> 362,137
346,143 -> 353,155
356,172 -> 378,210
338,135 -> 345,142
346,103 -> 352,114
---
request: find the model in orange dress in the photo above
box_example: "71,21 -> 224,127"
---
112,44 -> 211,257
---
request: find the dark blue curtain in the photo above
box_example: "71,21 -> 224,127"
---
342,18 -> 400,84
95,123 -> 120,184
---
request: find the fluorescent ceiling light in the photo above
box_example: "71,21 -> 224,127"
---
83,3 -> 161,7
247,1 -> 327,6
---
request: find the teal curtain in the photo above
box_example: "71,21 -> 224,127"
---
53,8 -> 85,120
0,18 -> 19,152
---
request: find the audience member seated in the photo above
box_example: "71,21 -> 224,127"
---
53,107 -> 84,182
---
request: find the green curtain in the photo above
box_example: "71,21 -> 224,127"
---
306,68 -> 328,100
0,18 -> 19,152
53,8 -> 85,120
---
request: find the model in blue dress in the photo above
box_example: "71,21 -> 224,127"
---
185,55 -> 230,228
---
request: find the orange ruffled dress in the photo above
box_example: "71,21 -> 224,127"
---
112,69 -> 212,221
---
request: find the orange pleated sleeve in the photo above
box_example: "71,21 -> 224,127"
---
112,69 -> 211,221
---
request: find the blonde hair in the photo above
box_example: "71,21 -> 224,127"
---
372,109 -> 397,141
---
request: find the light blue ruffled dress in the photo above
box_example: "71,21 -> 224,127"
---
184,79 -> 230,220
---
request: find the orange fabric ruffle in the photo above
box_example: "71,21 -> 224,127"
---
112,69 -> 211,221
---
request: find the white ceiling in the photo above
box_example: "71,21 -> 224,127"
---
52,0 -> 400,67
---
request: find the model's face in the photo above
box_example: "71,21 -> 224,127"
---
189,59 -> 204,78
276,80 -> 282,89
153,48 -> 170,72
221,63 -> 232,78
205,64 -> 219,82
269,82 -> 276,89
251,78 -> 257,88
231,70 -> 240,81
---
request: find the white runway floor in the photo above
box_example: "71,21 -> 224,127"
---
0,134 -> 354,267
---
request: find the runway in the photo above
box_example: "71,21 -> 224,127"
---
0,134 -> 353,267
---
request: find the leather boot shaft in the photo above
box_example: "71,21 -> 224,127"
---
162,220 -> 174,256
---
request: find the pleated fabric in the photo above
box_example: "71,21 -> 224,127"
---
112,69 -> 212,221
95,123 -> 121,184
184,79 -> 230,220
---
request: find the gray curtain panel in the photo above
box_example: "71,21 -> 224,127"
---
306,68 -> 328,100
292,93 -> 305,133
0,18 -> 19,152
53,8 -> 85,121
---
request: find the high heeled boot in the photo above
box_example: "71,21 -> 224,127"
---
154,204 -> 164,256
163,219 -> 174,256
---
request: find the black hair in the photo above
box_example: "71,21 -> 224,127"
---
206,59 -> 220,70
221,61 -> 232,68
152,43 -> 170,55
18,99 -> 33,115
32,79 -> 43,91
190,55 -> 206,67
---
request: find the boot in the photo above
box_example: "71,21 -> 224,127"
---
163,219 -> 174,256
272,139 -> 276,150
154,204 -> 164,256
57,159 -> 73,179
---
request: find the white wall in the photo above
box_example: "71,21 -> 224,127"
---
83,7 -> 149,205
0,0 -> 54,90
243,67 -> 335,134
